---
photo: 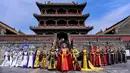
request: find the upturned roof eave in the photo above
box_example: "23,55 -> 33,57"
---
33,13 -> 90,21
0,21 -> 21,35
36,1 -> 87,11
103,15 -> 130,34
30,26 -> 93,34
30,26 -> 93,31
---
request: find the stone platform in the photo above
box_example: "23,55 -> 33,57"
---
0,60 -> 130,73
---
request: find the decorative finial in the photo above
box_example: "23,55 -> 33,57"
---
47,1 -> 51,4
72,1 -> 75,4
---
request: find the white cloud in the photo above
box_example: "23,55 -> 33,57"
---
0,0 -> 79,34
0,0 -> 39,34
0,0 -> 129,34
87,0 -> 129,8
87,3 -> 130,34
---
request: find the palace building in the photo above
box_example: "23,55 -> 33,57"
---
0,1 -> 130,63
30,2 -> 93,41
0,21 -> 25,35
96,15 -> 130,35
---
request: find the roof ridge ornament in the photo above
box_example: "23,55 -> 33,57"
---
47,1 -> 51,4
72,1 -> 75,4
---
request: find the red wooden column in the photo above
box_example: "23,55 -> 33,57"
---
80,10 -> 82,14
41,9 -> 43,14
55,20 -> 57,26
77,20 -> 80,27
56,9 -> 58,14
76,10 -> 78,15
44,20 -> 46,26
66,9 -> 68,14
45,10 -> 47,14
67,20 -> 69,27
38,21 -> 40,27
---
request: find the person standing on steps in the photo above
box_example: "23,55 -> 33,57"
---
56,43 -> 73,72
70,45 -> 81,71
33,47 -> 41,68
40,45 -> 48,69
48,47 -> 57,70
27,47 -> 35,68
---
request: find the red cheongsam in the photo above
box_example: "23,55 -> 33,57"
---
95,49 -> 101,67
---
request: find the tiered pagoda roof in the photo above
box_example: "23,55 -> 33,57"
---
30,26 -> 93,33
36,1 -> 86,11
30,1 -> 93,35
33,13 -> 90,21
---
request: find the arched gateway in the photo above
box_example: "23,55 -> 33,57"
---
57,32 -> 68,41
30,2 -> 93,47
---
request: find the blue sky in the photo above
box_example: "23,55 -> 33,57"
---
0,0 -> 130,34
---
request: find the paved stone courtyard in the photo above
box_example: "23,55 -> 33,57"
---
0,60 -> 130,73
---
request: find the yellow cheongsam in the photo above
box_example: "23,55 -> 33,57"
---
81,49 -> 104,71
34,50 -> 41,68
